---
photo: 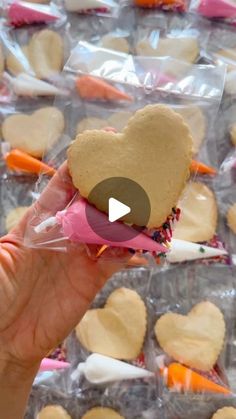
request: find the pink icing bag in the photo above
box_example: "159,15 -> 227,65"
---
197,0 -> 236,18
35,198 -> 168,253
39,358 -> 70,372
8,1 -> 61,26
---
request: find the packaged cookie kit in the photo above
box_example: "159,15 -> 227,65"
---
147,264 -> 236,398
132,0 -> 189,13
215,150 -> 236,263
190,0 -> 236,24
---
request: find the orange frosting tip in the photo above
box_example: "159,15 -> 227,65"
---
76,75 -> 133,102
191,160 -> 217,176
5,149 -> 56,177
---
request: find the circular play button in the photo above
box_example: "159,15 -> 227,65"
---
85,177 -> 151,242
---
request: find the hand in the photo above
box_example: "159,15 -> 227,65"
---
0,164 -> 128,371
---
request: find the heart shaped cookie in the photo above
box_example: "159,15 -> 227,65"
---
136,37 -> 199,63
68,105 -> 192,228
173,182 -> 218,242
175,106 -> 206,154
82,408 -> 124,419
155,301 -> 225,372
6,30 -> 63,79
76,287 -> 147,360
227,203 -> 236,234
212,407 -> 236,419
37,405 -> 71,419
100,34 -> 130,53
2,107 -> 64,158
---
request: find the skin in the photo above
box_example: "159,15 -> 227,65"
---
0,163 -> 128,419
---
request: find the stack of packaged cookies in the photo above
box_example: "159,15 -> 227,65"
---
1,0 -> 236,418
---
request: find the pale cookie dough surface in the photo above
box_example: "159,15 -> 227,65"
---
77,117 -> 107,133
136,37 -> 199,63
175,106 -> 206,154
6,207 -> 29,232
28,30 -> 63,79
68,104 -> 192,228
173,182 -> 218,242
2,107 -> 64,158
76,287 -> 147,360
37,405 -> 71,419
212,407 -> 236,419
0,43 -> 4,76
215,48 -> 236,72
155,301 -> 225,372
82,407 -> 124,419
6,46 -> 32,76
227,203 -> 236,234
230,123 -> 236,146
100,34 -> 130,54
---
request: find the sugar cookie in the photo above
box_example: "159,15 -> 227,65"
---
100,34 -> 130,54
155,301 -> 225,372
212,407 -> 236,419
6,46 -> 31,76
68,105 -> 192,228
0,43 -> 4,76
173,182 -> 218,242
230,123 -> 236,146
76,287 -> 147,360
215,48 -> 236,72
37,405 -> 71,419
136,37 -> 199,63
77,117 -> 107,133
28,29 -> 63,79
82,407 -> 124,419
227,203 -> 236,234
175,106 -> 206,154
6,207 -> 29,231
2,107 -> 64,158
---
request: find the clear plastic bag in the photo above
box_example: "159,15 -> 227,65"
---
132,0 -> 188,13
23,42 -> 225,259
190,0 -> 236,25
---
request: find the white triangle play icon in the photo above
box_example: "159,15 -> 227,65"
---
108,197 -> 131,223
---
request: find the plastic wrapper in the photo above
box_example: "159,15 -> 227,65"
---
147,264 -> 236,400
22,41 -> 225,259
133,0 -> 188,13
64,0 -> 119,17
205,25 -> 236,96
215,150 -> 236,263
2,0 -> 66,27
190,0 -> 236,25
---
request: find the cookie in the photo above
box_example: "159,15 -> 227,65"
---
212,407 -> 236,419
155,301 -> 225,372
100,34 -> 130,54
6,46 -> 32,76
68,104 -> 192,228
6,207 -> 29,232
173,182 -> 218,242
82,407 -> 124,419
230,123 -> 236,146
0,43 -> 4,76
76,287 -> 147,360
77,117 -> 107,133
136,37 -> 199,63
37,405 -> 71,419
227,203 -> 236,234
175,106 -> 206,154
2,107 -> 64,158
28,29 -> 63,79
107,111 -> 133,132
215,48 -> 236,72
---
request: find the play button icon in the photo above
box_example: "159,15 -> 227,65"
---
108,198 -> 131,223
85,177 -> 151,242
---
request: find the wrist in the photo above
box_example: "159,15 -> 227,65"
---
0,356 -> 40,387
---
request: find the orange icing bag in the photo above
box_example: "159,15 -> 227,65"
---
76,75 -> 133,102
5,149 -> 56,176
161,363 -> 231,394
191,160 -> 217,176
